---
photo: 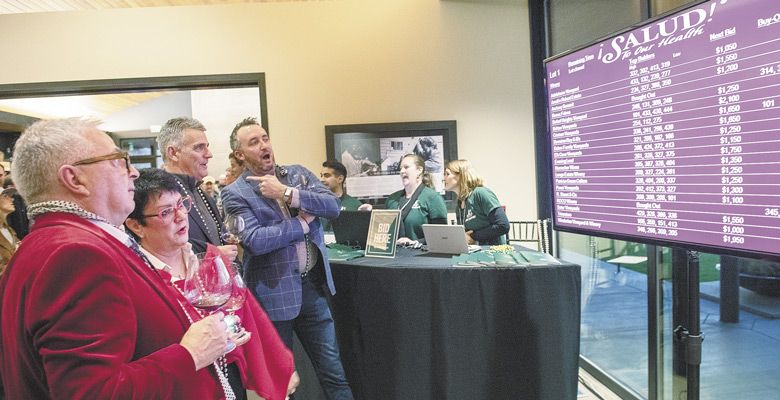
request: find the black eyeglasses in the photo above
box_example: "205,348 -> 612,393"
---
73,151 -> 131,174
142,196 -> 193,223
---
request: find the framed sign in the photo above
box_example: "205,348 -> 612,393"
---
364,210 -> 401,258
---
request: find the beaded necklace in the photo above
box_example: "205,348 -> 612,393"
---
173,177 -> 224,245
196,185 -> 222,240
28,203 -> 236,399
28,200 -> 119,228
172,290 -> 236,400
130,241 -> 235,400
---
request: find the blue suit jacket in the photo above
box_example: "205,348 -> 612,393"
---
221,165 -> 340,321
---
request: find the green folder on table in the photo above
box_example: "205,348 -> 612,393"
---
453,250 -> 529,267
327,244 -> 365,261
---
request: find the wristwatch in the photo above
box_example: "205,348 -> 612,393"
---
283,186 -> 293,204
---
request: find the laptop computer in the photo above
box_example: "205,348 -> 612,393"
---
331,210 -> 373,249
422,224 -> 480,255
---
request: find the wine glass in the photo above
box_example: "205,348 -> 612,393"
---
222,214 -> 245,245
222,261 -> 246,332
183,252 -> 238,352
182,252 -> 232,313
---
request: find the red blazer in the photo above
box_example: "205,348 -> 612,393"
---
225,294 -> 294,400
0,213 -> 234,399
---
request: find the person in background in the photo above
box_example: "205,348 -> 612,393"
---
2,174 -> 28,239
0,188 -> 19,274
222,117 -> 354,400
217,174 -> 228,216
201,175 -> 219,201
0,117 -> 232,399
157,117 -> 237,258
319,160 -> 365,232
385,154 -> 447,244
200,175 -> 221,216
443,159 -> 509,245
225,151 -> 245,186
124,168 -> 298,400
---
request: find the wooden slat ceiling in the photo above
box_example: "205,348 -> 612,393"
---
0,0 -> 314,14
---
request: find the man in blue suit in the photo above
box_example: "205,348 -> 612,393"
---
221,117 -> 354,400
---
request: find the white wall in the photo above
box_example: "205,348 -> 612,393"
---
190,87 -> 262,178
0,0 -> 537,220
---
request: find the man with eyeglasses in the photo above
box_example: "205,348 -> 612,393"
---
157,117 -> 238,260
0,117 -> 234,399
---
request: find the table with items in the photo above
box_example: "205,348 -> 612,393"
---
293,245 -> 581,400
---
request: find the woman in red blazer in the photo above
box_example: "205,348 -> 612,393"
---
124,168 -> 297,400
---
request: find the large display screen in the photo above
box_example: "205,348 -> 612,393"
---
544,0 -> 780,257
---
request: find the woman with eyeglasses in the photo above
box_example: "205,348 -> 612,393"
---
124,168 -> 297,400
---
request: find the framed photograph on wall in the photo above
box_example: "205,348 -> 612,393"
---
325,120 -> 457,202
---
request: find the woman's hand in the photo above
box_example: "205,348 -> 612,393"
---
218,245 -> 239,261
227,316 -> 252,347
396,237 -> 421,248
396,237 -> 413,246
287,370 -> 300,396
180,312 -> 230,370
357,203 -> 373,211
465,230 -> 476,245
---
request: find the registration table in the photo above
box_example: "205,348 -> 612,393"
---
293,247 -> 581,400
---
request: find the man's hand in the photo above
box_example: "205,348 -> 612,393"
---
357,203 -> 373,211
180,312 -> 230,370
218,245 -> 238,261
247,175 -> 287,200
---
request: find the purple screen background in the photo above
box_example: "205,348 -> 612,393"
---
545,0 -> 780,257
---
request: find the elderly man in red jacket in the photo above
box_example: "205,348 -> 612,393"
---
0,118 -> 259,399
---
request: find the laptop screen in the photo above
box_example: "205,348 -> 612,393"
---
421,224 -> 470,255
331,210 -> 373,249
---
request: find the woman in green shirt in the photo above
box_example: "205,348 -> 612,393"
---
443,159 -> 509,245
386,154 -> 448,244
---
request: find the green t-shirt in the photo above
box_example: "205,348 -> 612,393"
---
322,193 -> 363,232
458,186 -> 505,245
386,186 -> 448,240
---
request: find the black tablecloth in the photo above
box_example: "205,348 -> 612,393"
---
293,248 -> 581,400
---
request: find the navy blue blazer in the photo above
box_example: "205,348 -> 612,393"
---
220,165 -> 340,321
171,173 -> 224,254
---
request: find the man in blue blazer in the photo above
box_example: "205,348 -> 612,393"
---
221,117 -> 353,400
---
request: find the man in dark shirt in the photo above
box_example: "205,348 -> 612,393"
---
319,160 -> 363,232
157,117 -> 237,258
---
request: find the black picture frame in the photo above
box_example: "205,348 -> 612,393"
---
325,120 -> 457,202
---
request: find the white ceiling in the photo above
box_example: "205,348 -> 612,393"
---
0,0 -> 317,15
0,92 -> 167,120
